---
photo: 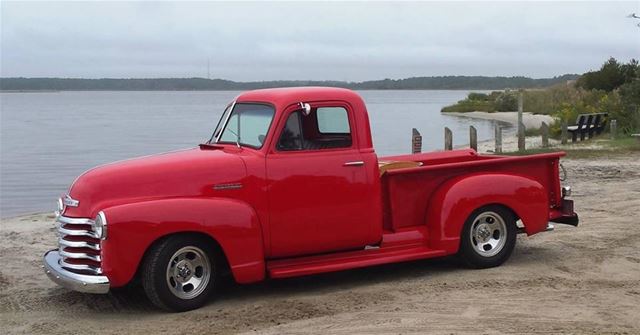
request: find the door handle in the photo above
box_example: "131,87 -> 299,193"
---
343,161 -> 364,167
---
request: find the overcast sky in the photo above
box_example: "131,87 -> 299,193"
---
1,1 -> 639,81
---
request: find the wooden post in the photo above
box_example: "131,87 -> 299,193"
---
411,128 -> 422,154
561,120 -> 568,145
518,122 -> 526,152
469,126 -> 477,151
610,119 -> 617,139
494,124 -> 502,153
541,122 -> 549,148
517,90 -> 524,138
444,127 -> 453,151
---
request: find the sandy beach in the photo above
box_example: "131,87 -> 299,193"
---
445,111 -> 560,153
1,151 -> 639,334
442,111 -> 555,129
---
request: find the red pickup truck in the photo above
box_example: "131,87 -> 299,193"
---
44,87 -> 578,311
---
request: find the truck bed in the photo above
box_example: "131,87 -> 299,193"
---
379,149 -> 564,232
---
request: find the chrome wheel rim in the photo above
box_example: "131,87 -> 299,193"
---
470,211 -> 507,257
166,246 -> 211,300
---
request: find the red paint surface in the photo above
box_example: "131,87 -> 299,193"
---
58,87 -> 575,287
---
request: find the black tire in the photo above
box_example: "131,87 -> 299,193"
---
459,205 -> 517,269
141,235 -> 218,312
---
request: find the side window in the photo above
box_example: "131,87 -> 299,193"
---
317,107 -> 351,134
277,112 -> 303,151
276,106 -> 353,152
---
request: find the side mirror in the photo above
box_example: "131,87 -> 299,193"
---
299,102 -> 311,116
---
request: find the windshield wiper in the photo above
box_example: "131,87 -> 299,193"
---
223,128 -> 242,148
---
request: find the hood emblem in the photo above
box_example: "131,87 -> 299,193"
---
63,195 -> 80,207
213,183 -> 243,191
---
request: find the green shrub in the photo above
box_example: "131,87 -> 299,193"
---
441,90 -> 517,113
467,92 -> 490,101
614,80 -> 640,134
495,92 -> 518,112
441,100 -> 494,113
442,58 -> 639,135
577,58 -> 638,92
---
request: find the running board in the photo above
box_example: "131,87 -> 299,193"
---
267,246 -> 447,279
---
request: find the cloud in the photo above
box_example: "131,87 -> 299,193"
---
1,1 -> 638,81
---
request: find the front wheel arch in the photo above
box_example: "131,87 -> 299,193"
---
140,233 -> 229,311
131,231 -> 231,287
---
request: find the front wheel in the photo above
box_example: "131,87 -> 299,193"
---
141,236 -> 218,312
459,205 -> 517,268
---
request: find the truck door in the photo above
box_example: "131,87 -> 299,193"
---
266,102 -> 377,258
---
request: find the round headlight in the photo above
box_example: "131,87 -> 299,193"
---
93,211 -> 108,240
55,198 -> 64,217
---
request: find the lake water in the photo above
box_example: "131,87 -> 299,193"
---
0,90 -> 497,218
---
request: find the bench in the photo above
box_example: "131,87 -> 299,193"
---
567,113 -> 608,143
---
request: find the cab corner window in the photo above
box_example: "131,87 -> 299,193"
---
276,106 -> 352,151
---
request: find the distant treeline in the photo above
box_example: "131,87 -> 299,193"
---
441,57 -> 640,135
0,75 -> 579,91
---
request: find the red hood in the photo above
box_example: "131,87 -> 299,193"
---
63,147 -> 246,218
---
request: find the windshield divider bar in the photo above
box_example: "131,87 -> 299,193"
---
215,100 -> 237,143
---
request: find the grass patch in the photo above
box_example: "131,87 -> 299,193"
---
524,127 -> 543,136
502,136 -> 640,159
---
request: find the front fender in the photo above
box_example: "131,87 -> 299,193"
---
100,197 -> 265,287
426,173 -> 548,253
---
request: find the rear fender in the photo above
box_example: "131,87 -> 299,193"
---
426,173 -> 548,253
100,198 -> 265,287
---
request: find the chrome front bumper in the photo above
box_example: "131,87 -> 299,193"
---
43,249 -> 110,294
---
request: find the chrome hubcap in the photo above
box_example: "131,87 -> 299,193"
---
166,246 -> 211,300
470,211 -> 507,257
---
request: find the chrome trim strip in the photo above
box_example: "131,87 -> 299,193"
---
215,99 -> 237,143
63,195 -> 79,207
44,250 -> 108,293
343,161 -> 365,167
58,226 -> 100,239
60,258 -> 103,275
213,183 -> 243,190
56,198 -> 64,217
59,238 -> 100,251
60,249 -> 101,262
57,216 -> 94,225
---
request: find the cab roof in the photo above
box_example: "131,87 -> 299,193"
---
234,86 -> 373,151
235,87 -> 364,109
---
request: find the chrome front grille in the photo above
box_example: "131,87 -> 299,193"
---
56,215 -> 102,275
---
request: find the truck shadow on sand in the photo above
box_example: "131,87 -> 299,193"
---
45,242 -> 563,314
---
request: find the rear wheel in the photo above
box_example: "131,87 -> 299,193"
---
142,235 -> 218,312
459,205 -> 516,268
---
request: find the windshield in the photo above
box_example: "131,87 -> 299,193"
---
213,103 -> 275,149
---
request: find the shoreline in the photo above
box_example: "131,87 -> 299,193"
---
445,111 -> 558,152
442,111 -> 555,129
